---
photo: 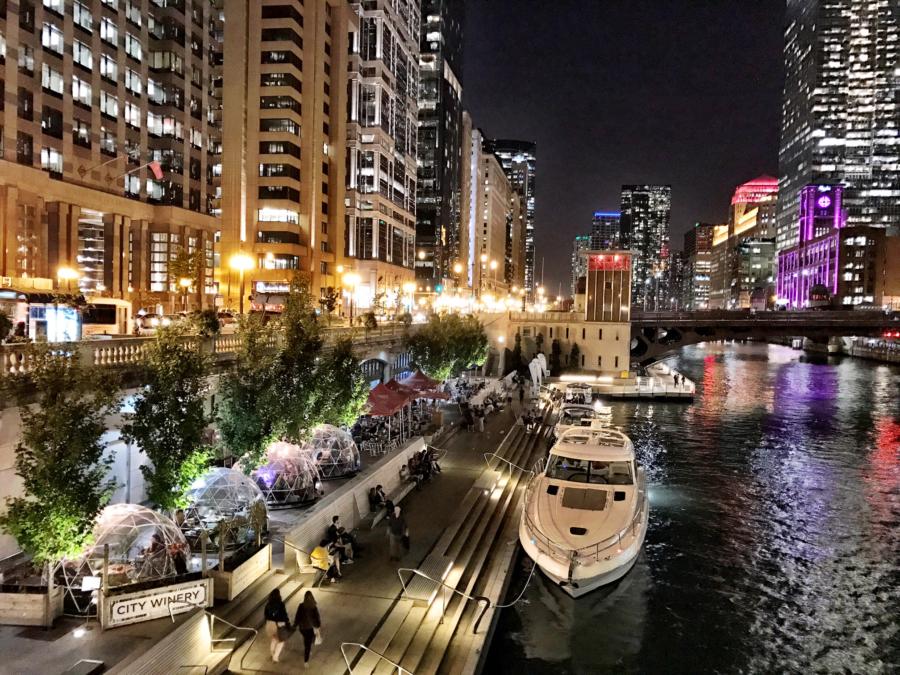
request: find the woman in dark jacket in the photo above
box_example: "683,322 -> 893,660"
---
264,588 -> 290,662
294,591 -> 322,668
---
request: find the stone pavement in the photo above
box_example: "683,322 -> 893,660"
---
227,404 -> 518,674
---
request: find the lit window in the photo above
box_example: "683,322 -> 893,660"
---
73,40 -> 93,69
100,54 -> 118,81
40,146 -> 63,174
100,91 -> 118,117
125,33 -> 142,60
72,77 -> 92,106
41,23 -> 64,54
41,64 -> 64,95
101,18 -> 118,45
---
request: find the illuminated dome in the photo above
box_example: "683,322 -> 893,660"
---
301,424 -> 361,480
252,440 -> 322,506
83,504 -> 190,585
183,468 -> 268,547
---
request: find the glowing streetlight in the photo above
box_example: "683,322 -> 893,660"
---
480,253 -> 488,263
57,266 -> 80,293
229,252 -> 254,314
453,262 -> 463,275
343,271 -> 361,323
417,250 -> 426,260
179,277 -> 192,312
489,259 -> 498,270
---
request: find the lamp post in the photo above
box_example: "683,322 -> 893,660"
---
229,252 -> 254,314
56,266 -> 80,293
343,271 -> 361,324
178,277 -> 192,313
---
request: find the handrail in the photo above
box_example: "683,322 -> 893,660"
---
341,642 -> 414,674
482,452 -> 534,477
272,537 -> 313,568
397,567 -> 489,632
175,666 -> 208,674
166,601 -> 259,673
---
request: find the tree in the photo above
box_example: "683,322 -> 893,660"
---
363,311 -> 378,330
535,332 -> 545,354
549,338 -> 562,376
169,247 -> 204,311
123,327 -> 212,511
191,309 -> 221,337
406,314 -> 489,381
318,287 -> 339,324
511,331 -> 524,372
0,346 -> 119,564
399,312 -> 413,328
317,337 -> 369,428
0,310 -> 12,342
569,342 -> 581,370
217,314 -> 281,470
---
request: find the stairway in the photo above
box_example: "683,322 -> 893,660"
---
348,404 -> 553,674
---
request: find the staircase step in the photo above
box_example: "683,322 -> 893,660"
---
404,554 -> 454,606
351,599 -> 415,673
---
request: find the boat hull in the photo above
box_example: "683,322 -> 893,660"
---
519,495 -> 649,598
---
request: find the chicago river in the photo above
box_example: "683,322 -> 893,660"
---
488,342 -> 899,674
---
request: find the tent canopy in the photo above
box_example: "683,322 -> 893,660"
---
399,370 -> 449,399
385,379 -> 419,398
367,383 -> 410,416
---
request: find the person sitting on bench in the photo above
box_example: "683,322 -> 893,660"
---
310,539 -> 341,583
327,516 -> 355,563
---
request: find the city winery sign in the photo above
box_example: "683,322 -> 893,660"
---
106,578 -> 211,627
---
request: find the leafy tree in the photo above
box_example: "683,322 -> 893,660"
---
399,311 -> 413,328
123,327 -> 212,511
217,314 -> 281,470
550,338 -> 562,376
569,342 -> 581,370
363,311 -> 378,330
535,332 -> 545,354
0,346 -> 119,564
511,331 -> 524,371
318,287 -> 339,324
317,337 -> 369,428
406,314 -> 488,381
191,309 -> 221,337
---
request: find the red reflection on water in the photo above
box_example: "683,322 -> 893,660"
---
866,417 -> 899,530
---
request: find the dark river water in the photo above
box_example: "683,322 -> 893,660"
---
485,342 -> 899,674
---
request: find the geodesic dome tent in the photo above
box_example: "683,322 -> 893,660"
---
301,424 -> 361,480
82,504 -> 191,587
252,440 -> 322,507
184,468 -> 268,548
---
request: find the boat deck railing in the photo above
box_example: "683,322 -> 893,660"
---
522,462 -> 648,566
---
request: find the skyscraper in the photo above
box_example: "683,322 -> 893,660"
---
416,0 -> 465,285
220,0 -> 350,304
571,234 -> 591,297
776,0 -> 900,251
344,1 -> 419,306
0,0 -> 221,310
482,139 -> 537,296
619,185 -> 671,310
683,222 -> 717,309
590,211 -> 622,250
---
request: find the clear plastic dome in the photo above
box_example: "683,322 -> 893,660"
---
252,440 -> 322,506
183,468 -> 268,548
302,424 -> 361,480
83,504 -> 190,586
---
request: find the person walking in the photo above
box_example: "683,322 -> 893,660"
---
294,591 -> 322,670
387,505 -> 408,562
264,588 -> 290,663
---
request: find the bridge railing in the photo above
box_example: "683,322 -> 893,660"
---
0,322 -> 412,377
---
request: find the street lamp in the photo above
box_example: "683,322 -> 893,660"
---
343,271 -> 361,324
178,277 -> 192,313
229,252 -> 254,314
57,266 -> 80,292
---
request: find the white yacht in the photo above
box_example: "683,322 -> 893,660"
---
554,403 -> 611,437
519,424 -> 649,597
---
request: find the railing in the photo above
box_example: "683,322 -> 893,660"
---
520,463 -> 648,568
0,323 -> 414,377
397,567 -> 489,632
482,452 -> 534,478
341,642 -> 414,674
166,601 -> 259,672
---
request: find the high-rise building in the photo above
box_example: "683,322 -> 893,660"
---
343,0 -> 419,308
776,0 -> 900,251
459,110 -> 480,289
506,190 -> 526,291
709,176 -> 779,308
619,185 -> 671,310
590,211 -> 621,250
571,235 -> 591,297
0,0 -> 222,311
475,149 -> 513,296
665,250 -> 687,311
683,222 -> 717,309
416,0 -> 465,285
482,139 -> 536,296
219,0 -> 351,305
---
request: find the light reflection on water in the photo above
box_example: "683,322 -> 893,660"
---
487,343 -> 899,674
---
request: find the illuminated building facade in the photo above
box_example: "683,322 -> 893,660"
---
590,211 -> 621,250
416,0 -> 465,285
219,0 -> 351,305
683,222 -> 717,309
776,0 -> 900,251
482,139 -> 536,296
476,150 -> 513,296
0,0 -> 221,309
571,234 -> 590,297
619,184 -> 671,310
344,0 -> 419,307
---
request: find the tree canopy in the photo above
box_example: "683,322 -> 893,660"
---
406,314 -> 489,381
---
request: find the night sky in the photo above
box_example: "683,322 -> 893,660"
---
463,0 -> 785,294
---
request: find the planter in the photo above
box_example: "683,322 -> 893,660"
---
208,544 -> 271,601
0,586 -> 64,627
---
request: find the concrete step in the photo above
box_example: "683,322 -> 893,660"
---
404,554 -> 454,606
351,599 -> 415,672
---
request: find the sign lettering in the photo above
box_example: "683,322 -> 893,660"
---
106,580 -> 210,628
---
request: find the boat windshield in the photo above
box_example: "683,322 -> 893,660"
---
545,455 -> 634,485
560,409 -> 594,426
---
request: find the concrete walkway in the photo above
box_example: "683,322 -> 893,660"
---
227,406 -> 519,674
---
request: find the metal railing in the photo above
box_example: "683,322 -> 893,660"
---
482,452 -> 535,478
397,567 -> 489,632
341,642 -> 414,674
520,464 -> 648,568
166,601 -> 258,672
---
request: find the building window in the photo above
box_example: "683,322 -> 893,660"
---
41,106 -> 63,138
41,64 -> 64,97
100,90 -> 118,117
16,132 -> 33,165
125,32 -> 142,60
18,45 -> 34,74
41,22 -> 64,54
41,146 -> 63,175
100,54 -> 118,82
598,356 -> 602,367
100,17 -> 118,45
74,1 -> 93,32
73,40 -> 93,69
73,119 -> 91,148
125,68 -> 142,95
17,88 -> 33,120
598,329 -> 603,340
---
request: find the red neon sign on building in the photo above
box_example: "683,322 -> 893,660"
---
588,254 -> 631,272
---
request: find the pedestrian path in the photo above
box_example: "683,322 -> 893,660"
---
224,404 -> 525,673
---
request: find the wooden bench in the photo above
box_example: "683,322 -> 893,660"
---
371,479 -> 417,528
